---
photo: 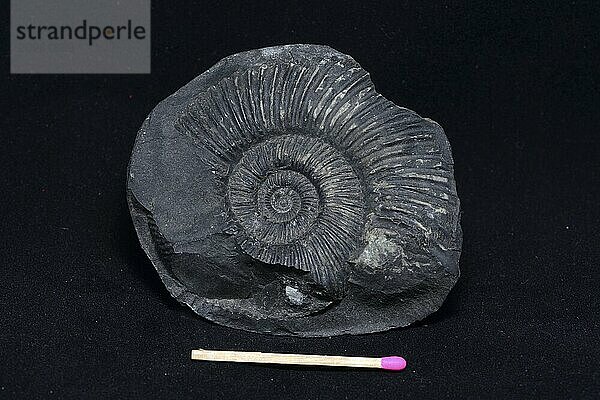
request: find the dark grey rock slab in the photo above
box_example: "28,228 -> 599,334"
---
127,44 -> 462,336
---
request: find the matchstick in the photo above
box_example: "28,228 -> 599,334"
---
191,349 -> 406,371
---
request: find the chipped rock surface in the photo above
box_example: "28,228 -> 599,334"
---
127,44 -> 462,336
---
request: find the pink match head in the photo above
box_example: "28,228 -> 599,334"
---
380,356 -> 407,371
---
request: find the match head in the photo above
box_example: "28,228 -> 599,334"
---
380,356 -> 407,371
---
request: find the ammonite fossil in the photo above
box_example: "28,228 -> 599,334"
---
127,44 -> 462,336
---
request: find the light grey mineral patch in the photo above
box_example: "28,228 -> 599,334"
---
127,44 -> 462,336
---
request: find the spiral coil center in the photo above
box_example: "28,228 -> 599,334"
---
270,188 -> 295,213
227,134 -> 364,272
255,170 -> 319,228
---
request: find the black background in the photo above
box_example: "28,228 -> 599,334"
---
2,2 -> 599,399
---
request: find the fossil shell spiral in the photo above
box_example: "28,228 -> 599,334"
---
127,44 -> 462,336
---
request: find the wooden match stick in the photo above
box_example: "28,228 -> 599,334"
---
191,349 -> 406,371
